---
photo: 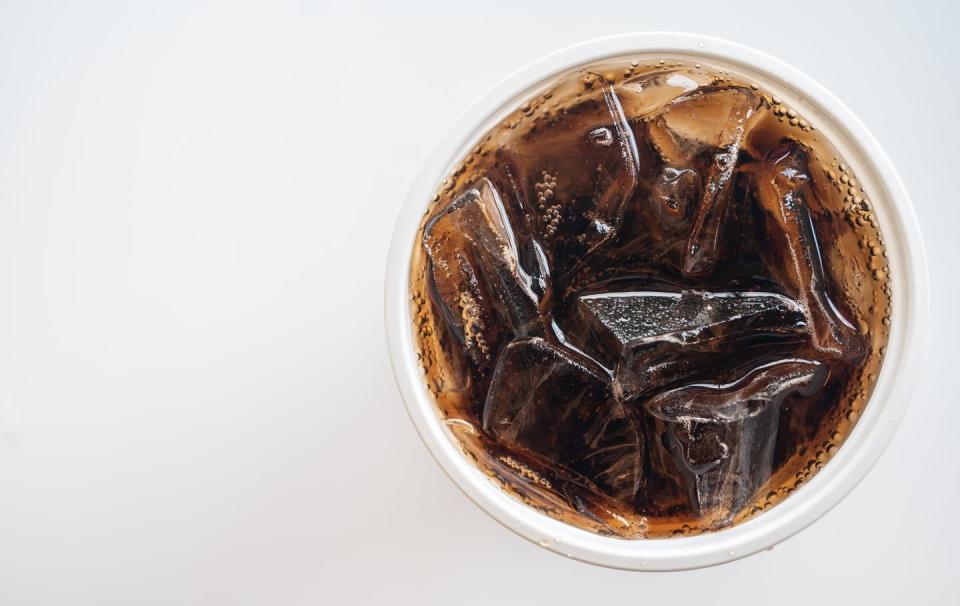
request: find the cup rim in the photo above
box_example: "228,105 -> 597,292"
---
384,32 -> 928,571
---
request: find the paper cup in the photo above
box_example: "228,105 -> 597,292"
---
384,33 -> 927,571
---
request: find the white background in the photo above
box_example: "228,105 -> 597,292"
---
0,1 -> 955,604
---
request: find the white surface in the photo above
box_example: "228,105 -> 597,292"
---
385,33 -> 928,571
0,1 -> 953,604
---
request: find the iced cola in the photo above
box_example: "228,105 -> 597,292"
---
409,56 -> 891,537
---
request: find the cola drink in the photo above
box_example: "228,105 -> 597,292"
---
410,56 -> 891,538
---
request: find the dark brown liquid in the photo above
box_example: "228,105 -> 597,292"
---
410,56 -> 891,538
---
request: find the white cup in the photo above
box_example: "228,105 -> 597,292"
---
384,33 -> 927,571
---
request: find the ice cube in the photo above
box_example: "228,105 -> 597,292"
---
579,289 -> 806,352
590,78 -> 641,230
647,88 -> 760,276
753,143 -> 866,362
577,289 -> 808,398
617,69 -> 713,118
643,359 -> 827,519
491,77 -> 640,275
423,178 -> 546,364
481,337 -> 645,501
